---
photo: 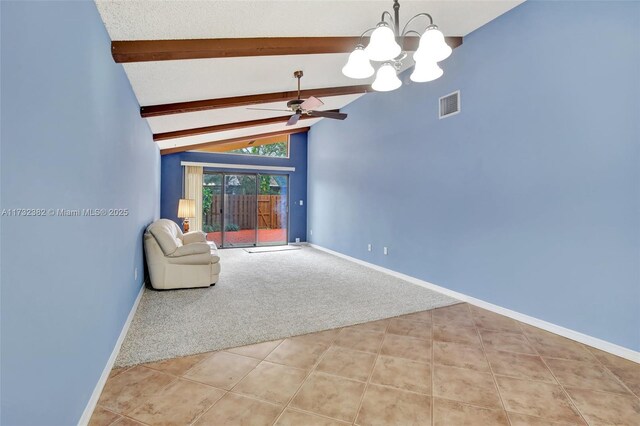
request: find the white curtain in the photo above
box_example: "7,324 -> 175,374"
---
184,165 -> 203,232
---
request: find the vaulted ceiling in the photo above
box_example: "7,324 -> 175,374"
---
96,0 -> 524,154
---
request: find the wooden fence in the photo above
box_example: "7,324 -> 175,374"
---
203,195 -> 286,230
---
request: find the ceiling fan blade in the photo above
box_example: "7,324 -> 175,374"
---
246,107 -> 291,112
300,96 -> 324,110
308,110 -> 348,120
286,114 -> 301,126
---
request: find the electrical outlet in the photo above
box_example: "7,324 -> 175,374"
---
134,267 -> 138,281
299,200 -> 304,206
295,237 -> 300,243
383,247 -> 388,255
310,229 -> 313,235
368,244 -> 372,252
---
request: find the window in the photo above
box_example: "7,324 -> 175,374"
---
195,135 -> 289,158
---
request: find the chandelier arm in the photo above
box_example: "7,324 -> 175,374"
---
403,30 -> 422,37
400,13 -> 434,38
380,11 -> 398,34
358,27 -> 378,44
401,30 -> 422,51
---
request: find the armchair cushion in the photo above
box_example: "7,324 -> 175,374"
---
166,252 -> 219,265
170,242 -> 211,257
148,219 -> 183,255
183,231 -> 207,245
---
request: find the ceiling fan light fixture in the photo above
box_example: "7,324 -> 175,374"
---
414,25 -> 452,63
365,22 -> 402,62
372,62 -> 402,92
410,60 -> 443,82
342,45 -> 375,79
250,71 -> 347,124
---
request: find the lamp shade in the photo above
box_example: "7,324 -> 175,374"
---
410,60 -> 443,82
365,23 -> 401,62
342,45 -> 375,79
413,26 -> 452,63
372,63 -> 402,92
177,198 -> 195,219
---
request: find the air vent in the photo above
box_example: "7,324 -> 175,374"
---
439,90 -> 460,119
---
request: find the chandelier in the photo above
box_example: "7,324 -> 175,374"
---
342,0 -> 452,91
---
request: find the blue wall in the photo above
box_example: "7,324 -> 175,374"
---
308,1 -> 640,350
161,132 -> 308,243
0,1 -> 160,424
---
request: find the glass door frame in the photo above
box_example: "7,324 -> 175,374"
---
201,172 -> 224,248
202,171 -> 290,248
222,172 -> 258,248
257,173 -> 289,247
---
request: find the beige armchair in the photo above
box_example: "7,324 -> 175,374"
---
144,219 -> 220,290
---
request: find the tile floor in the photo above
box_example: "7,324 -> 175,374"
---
90,303 -> 640,425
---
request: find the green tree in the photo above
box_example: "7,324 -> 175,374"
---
202,174 -> 222,214
202,186 -> 213,214
228,142 -> 287,157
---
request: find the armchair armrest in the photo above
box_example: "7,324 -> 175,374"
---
169,242 -> 210,257
183,231 -> 207,245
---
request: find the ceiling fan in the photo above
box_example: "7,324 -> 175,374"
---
247,70 -> 348,126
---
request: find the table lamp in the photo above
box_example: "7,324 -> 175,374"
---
177,198 -> 195,232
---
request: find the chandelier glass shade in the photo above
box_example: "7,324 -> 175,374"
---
372,63 -> 402,92
413,26 -> 452,63
365,23 -> 402,62
342,45 -> 375,79
410,60 -> 443,83
342,1 -> 452,92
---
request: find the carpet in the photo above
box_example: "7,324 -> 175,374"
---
115,246 -> 458,367
244,245 -> 301,253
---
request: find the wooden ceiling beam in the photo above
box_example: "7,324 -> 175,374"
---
112,36 -> 463,63
154,111 -> 339,141
160,127 -> 310,155
141,86 -> 369,117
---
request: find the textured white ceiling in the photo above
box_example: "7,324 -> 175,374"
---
96,0 -> 524,40
156,119 -> 322,151
148,93 -> 364,133
95,0 -> 524,149
124,54 -> 378,106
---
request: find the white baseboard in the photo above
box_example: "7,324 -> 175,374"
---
308,243 -> 640,363
77,284 -> 145,426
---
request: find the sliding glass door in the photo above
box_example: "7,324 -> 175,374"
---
222,174 -> 258,247
257,175 -> 288,246
202,172 -> 288,248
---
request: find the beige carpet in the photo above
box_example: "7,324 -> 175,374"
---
115,246 -> 458,367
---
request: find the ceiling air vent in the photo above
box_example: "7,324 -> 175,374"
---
439,90 -> 460,119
